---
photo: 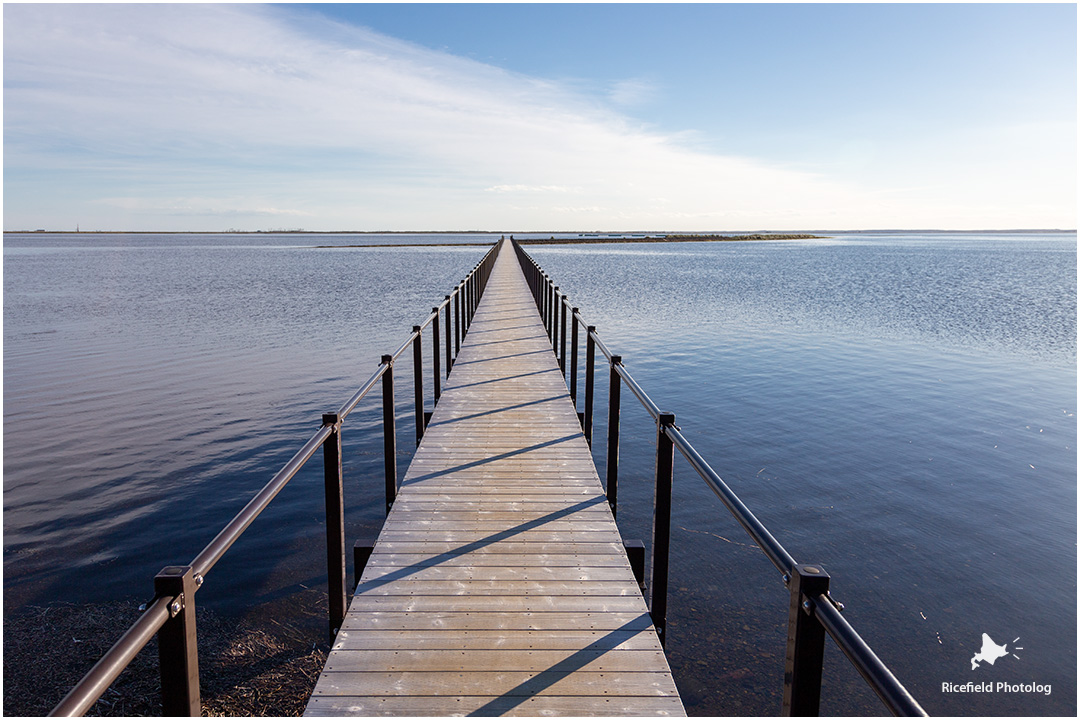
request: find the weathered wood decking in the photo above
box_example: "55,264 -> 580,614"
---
305,242 -> 683,716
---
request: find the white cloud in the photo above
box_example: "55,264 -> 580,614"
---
3,4 -> 1073,231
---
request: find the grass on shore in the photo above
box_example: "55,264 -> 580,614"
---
3,600 -> 326,717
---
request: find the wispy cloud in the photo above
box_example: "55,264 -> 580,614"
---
94,197 -> 313,218
485,185 -> 580,193
607,78 -> 659,107
4,4 -> 1069,230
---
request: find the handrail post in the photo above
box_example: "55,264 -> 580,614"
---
548,282 -> 555,341
463,274 -> 470,328
584,327 -> 596,445
544,276 -> 551,337
322,413 -> 346,641
570,309 -> 579,405
444,295 -> 453,370
381,355 -> 396,515
470,270 -> 477,319
651,413 -> 676,648
454,287 -> 462,356
606,356 -> 622,518
154,566 -> 200,717
431,309 -> 442,403
412,327 -> 424,446
553,287 -> 560,350
539,274 -> 547,327
783,564 -> 831,716
473,269 -> 479,315
559,297 -> 567,376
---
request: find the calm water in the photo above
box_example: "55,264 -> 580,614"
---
4,231 -> 1076,716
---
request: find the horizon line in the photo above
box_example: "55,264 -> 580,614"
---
4,228 -> 1076,235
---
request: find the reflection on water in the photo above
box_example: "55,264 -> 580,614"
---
4,232 -> 1076,716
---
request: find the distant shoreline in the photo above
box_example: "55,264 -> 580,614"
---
309,234 -> 825,248
520,233 -> 822,244
4,229 -> 1075,236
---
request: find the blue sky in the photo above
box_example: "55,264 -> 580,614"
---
4,3 -> 1076,231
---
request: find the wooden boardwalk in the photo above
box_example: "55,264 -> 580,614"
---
305,242 -> 683,716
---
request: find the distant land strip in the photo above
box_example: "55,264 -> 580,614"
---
312,233 -> 824,248
518,233 -> 823,244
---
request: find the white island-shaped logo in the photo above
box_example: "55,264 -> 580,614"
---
971,633 -> 1022,670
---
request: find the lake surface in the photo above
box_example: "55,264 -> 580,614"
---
4,231 -> 1075,715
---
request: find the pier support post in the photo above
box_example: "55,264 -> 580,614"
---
783,564 -> 831,716
322,413 -> 346,641
624,539 -> 646,593
353,538 -> 377,591
155,566 -> 201,717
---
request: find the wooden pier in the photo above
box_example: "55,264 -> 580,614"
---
50,238 -> 924,718
305,242 -> 684,716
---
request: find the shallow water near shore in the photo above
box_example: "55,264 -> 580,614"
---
4,231 -> 1076,715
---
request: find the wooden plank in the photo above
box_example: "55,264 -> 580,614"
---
351,582 -> 641,597
373,533 -> 622,544
305,241 -> 683,716
310,671 -> 680,697
363,554 -> 632,568
369,544 -> 626,557
382,511 -> 612,522
330,630 -> 662,652
395,488 -> 602,496
322,649 -> 669,673
371,524 -> 622,535
358,565 -> 636,583
345,595 -> 648,613
305,695 -> 685,716
351,579 -> 639,594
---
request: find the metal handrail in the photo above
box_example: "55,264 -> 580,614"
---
510,238 -> 926,717
49,238 -> 504,717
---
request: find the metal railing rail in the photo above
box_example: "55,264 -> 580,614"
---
49,239 -> 503,717
511,239 -> 926,717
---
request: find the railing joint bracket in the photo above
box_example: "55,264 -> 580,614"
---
169,595 -> 184,618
